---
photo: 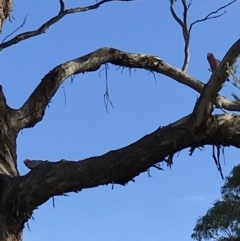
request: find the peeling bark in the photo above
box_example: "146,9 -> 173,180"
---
16,113 -> 240,216
0,86 -> 22,241
12,44 -> 240,132
0,0 -> 238,238
0,0 -> 236,238
0,43 -> 236,241
0,175 -> 24,241
0,0 -> 12,33
0,87 -> 18,176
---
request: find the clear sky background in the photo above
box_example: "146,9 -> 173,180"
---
0,0 -> 240,240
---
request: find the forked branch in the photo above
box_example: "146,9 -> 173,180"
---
12,43 -> 240,130
170,0 -> 238,72
0,0 -> 134,51
14,38 -> 240,217
192,39 -> 240,126
170,0 -> 190,72
189,0 -> 238,32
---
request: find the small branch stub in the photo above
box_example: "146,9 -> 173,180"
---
24,159 -> 48,170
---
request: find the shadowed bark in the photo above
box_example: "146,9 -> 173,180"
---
17,113 -> 240,214
12,42 -> 240,131
0,86 -> 21,240
0,1 -> 239,241
0,41 -> 237,241
0,86 -> 18,176
0,39 -> 237,240
0,0 -> 12,33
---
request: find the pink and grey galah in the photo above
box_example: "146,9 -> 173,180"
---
207,53 -> 229,81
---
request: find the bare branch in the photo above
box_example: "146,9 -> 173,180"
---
1,15 -> 27,43
153,164 -> 164,171
187,0 -> 192,9
192,39 -> 240,127
181,0 -> 190,72
0,0 -> 134,51
181,0 -> 188,28
12,45 -> 240,130
170,0 -> 237,72
189,0 -> 238,32
212,145 -> 224,179
170,0 -> 184,28
170,0 -> 190,71
103,64 -> 114,113
16,113 -> 240,215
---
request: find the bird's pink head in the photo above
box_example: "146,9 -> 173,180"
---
207,53 -> 214,60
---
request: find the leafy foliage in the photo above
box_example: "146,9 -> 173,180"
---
226,61 -> 240,105
221,165 -> 240,200
192,165 -> 240,241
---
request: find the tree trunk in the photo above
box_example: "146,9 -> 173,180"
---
0,174 -> 24,241
0,86 -> 23,240
0,219 -> 22,241
0,0 -> 12,33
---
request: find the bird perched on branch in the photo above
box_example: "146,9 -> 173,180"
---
207,53 -> 230,81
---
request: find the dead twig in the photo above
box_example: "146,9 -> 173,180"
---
153,164 -> 164,171
212,145 -> 224,179
170,0 -> 190,72
2,15 -> 28,43
103,64 -> 114,113
189,0 -> 238,32
169,0 -> 238,72
164,154 -> 174,167
0,0 -> 135,51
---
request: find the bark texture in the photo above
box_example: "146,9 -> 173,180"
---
0,0 -> 12,33
0,86 -> 23,240
0,42 -> 237,240
0,1 -> 238,240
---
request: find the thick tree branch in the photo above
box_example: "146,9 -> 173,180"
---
12,46 -> 240,130
11,48 -> 240,130
15,112 -> 240,216
0,0 -> 134,51
192,39 -> 240,126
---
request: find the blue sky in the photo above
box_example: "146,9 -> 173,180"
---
1,0 -> 240,240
